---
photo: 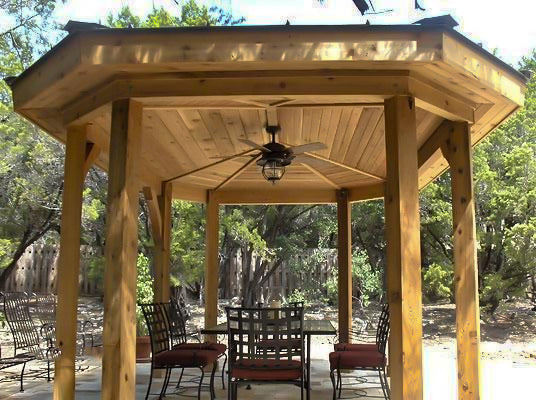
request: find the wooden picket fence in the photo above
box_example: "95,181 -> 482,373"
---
2,244 -> 102,294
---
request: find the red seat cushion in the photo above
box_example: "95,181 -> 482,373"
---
154,348 -> 219,368
333,343 -> 377,352
231,359 -> 302,381
329,350 -> 385,370
173,342 -> 227,355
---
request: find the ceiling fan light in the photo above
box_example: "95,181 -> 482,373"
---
262,160 -> 285,183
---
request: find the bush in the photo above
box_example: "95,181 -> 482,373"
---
352,250 -> 382,305
285,288 -> 327,307
324,250 -> 383,306
423,263 -> 453,303
136,254 -> 154,336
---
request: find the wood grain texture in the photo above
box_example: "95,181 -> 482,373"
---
384,96 -> 423,400
53,125 -> 88,400
442,121 -> 481,400
101,99 -> 142,400
204,190 -> 219,342
337,189 -> 352,343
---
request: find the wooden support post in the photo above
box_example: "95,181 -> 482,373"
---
157,181 -> 172,302
204,190 -> 219,342
143,182 -> 172,303
441,121 -> 481,400
101,99 -> 142,400
53,125 -> 87,400
384,95 -> 423,400
336,189 -> 352,343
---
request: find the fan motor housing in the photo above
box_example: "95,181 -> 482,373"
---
256,142 -> 294,167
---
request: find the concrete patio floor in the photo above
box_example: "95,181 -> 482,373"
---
1,343 -> 535,399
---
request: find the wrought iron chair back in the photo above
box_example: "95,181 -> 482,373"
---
171,298 -> 190,347
226,306 -> 304,364
140,302 -> 171,356
29,293 -> 56,327
1,292 -> 42,357
376,303 -> 390,355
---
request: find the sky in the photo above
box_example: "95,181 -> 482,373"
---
52,0 -> 536,67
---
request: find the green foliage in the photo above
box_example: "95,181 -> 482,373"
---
352,250 -> 382,304
136,254 -> 154,336
325,250 -> 382,306
106,1 -> 244,29
169,201 -> 206,290
286,289 -> 309,306
423,263 -> 453,302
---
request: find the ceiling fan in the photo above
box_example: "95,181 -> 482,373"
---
239,125 -> 327,183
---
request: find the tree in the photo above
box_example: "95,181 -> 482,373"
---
0,1 -> 66,284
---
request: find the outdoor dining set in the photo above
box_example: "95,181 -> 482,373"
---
0,292 -> 390,399
141,299 -> 391,400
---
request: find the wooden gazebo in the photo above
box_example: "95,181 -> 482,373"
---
8,19 -> 526,400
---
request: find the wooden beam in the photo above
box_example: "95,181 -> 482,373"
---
62,72 -> 411,125
53,125 -> 87,400
204,190 -> 219,342
155,181 -> 172,303
384,95 -> 423,400
13,28 -> 447,110
442,32 -> 525,106
442,121 -> 481,400
337,189 -> 352,343
300,162 -> 341,189
142,186 -> 162,243
143,102 -> 384,111
303,151 -> 385,181
212,188 -> 337,204
417,120 -> 452,169
172,184 -> 207,203
409,76 -> 475,123
82,142 -> 101,176
165,149 -> 257,183
214,154 -> 260,191
101,99 -> 142,400
348,183 -> 385,202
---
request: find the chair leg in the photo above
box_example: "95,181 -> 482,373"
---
47,360 -> 51,382
176,367 -> 184,389
145,365 -> 155,400
232,381 -> 238,400
329,370 -> 337,400
221,353 -> 227,389
19,362 -> 27,392
382,367 -> 391,400
209,361 -> 217,400
228,373 -> 232,400
159,367 -> 171,399
197,367 -> 205,400
337,368 -> 342,399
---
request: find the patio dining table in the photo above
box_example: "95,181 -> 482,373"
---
201,319 -> 337,400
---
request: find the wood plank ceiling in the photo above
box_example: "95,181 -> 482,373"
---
116,101 -> 444,192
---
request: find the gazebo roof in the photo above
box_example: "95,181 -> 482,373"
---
9,20 -> 527,204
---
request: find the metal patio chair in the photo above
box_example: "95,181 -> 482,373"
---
140,302 -> 219,400
329,303 -> 390,400
29,293 -> 95,352
226,305 -> 305,400
164,298 -> 227,389
0,292 -> 60,389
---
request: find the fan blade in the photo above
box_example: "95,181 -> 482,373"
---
238,138 -> 270,152
290,142 -> 327,154
293,154 -> 328,167
208,154 -> 258,159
